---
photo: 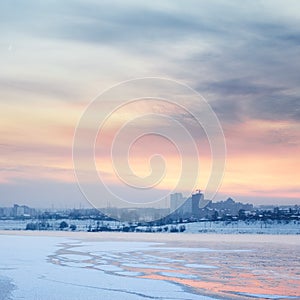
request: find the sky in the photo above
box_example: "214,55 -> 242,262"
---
0,0 -> 300,208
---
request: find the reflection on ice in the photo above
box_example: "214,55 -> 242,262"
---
94,265 -> 123,272
159,272 -> 198,279
234,292 -> 300,299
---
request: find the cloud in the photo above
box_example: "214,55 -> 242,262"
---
205,79 -> 286,97
0,76 -> 77,101
0,0 -> 299,206
248,95 -> 300,122
0,1 -> 226,41
207,79 -> 300,123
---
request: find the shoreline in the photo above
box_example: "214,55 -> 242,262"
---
1,230 -> 299,246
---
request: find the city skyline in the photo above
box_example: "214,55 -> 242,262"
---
0,1 -> 300,208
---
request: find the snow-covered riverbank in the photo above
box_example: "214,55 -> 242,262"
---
0,219 -> 299,234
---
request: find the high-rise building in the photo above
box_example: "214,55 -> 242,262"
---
170,190 -> 205,218
170,193 -> 185,212
191,190 -> 204,217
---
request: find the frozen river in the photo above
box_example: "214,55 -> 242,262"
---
0,231 -> 299,300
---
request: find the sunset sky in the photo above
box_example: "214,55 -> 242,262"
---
0,0 -> 299,208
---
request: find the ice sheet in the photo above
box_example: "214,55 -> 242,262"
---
0,234 -> 215,300
1,232 -> 299,300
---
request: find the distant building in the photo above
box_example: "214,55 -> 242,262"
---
170,190 -> 205,218
179,197 -> 192,215
16,205 -> 25,216
191,191 -> 204,216
170,193 -> 185,212
207,198 -> 253,216
12,204 -> 36,218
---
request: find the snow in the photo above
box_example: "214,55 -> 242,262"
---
185,263 -> 218,269
122,263 -> 173,270
94,265 -> 124,272
0,219 -> 299,234
182,220 -> 300,234
0,233 -> 215,300
0,231 -> 299,300
78,241 -> 163,254
115,271 -> 144,277
60,254 -> 91,261
0,275 -> 15,300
